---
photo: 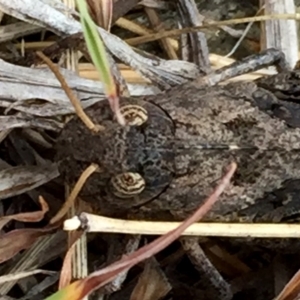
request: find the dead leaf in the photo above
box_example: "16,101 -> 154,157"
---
0,226 -> 56,263
87,0 -> 113,30
0,196 -> 49,230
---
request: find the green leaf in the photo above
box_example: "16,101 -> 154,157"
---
76,0 -> 124,124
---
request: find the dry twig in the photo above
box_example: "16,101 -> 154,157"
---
65,214 -> 300,239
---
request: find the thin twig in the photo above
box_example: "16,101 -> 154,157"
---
225,5 -> 265,58
36,51 -> 104,132
181,238 -> 232,299
126,13 -> 300,46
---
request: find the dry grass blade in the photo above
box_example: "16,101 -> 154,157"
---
116,17 -> 179,50
87,0 -> 113,30
36,51 -> 104,132
144,7 -> 178,60
59,231 -> 84,289
0,270 -> 56,284
79,55 -> 277,83
0,227 -> 57,264
0,196 -> 48,230
225,5 -> 265,58
50,163 -> 99,224
0,232 -> 67,295
126,14 -> 300,46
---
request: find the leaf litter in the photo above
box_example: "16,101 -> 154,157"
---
0,196 -> 49,230
0,0 -> 299,299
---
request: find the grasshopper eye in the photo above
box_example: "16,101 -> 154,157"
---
110,172 -> 146,198
120,105 -> 148,126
